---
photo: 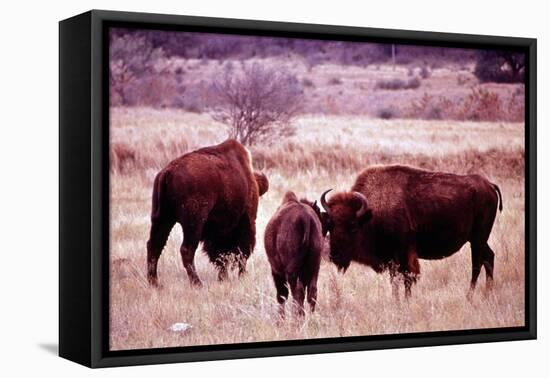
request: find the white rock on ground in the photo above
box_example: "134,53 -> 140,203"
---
168,322 -> 193,333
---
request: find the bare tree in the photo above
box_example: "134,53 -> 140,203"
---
211,63 -> 303,145
474,50 -> 525,83
109,33 -> 165,105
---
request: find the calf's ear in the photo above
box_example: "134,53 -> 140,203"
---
282,191 -> 298,203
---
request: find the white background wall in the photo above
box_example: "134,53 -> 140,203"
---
0,0 -> 546,376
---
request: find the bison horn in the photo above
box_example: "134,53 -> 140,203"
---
320,189 -> 332,214
353,192 -> 369,218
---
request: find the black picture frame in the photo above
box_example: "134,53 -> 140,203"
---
59,9 -> 537,368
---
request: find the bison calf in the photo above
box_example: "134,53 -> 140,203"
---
264,192 -> 323,317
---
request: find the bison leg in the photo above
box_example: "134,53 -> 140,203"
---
213,254 -> 230,282
235,215 -> 255,277
288,274 -> 305,317
179,220 -> 205,286
235,253 -> 247,277
469,242 -> 495,298
237,258 -> 247,277
482,244 -> 495,291
388,262 -> 400,301
272,271 -> 289,319
468,242 -> 484,298
146,218 -> 175,287
301,261 -> 320,312
403,273 -> 416,299
203,240 -> 232,281
306,279 -> 318,313
179,203 -> 212,287
398,248 -> 420,299
180,240 -> 202,287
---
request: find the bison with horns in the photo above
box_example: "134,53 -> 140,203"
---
146,139 -> 269,287
320,165 -> 502,299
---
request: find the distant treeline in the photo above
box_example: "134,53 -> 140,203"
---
109,28 -> 525,113
110,28 -> 479,67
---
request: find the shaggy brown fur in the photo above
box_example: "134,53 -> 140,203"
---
264,192 -> 323,317
321,165 -> 502,298
146,139 -> 268,287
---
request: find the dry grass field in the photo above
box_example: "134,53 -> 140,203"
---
109,107 -> 525,351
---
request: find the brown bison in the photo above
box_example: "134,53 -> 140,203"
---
264,192 -> 323,317
320,165 -> 502,298
146,139 -> 269,287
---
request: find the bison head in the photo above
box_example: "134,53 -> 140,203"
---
320,189 -> 372,272
253,171 -> 269,196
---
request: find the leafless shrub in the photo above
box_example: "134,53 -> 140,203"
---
407,87 -> 524,122
506,87 -> 525,122
210,63 -> 303,145
457,74 -> 469,86
124,75 -> 177,108
408,77 -> 422,89
110,142 -> 137,173
430,61 -> 444,69
302,77 -> 315,88
303,53 -> 326,71
375,77 -> 421,90
172,80 -> 217,113
419,66 -> 431,79
407,93 -> 453,120
459,87 -> 503,121
109,34 -> 165,106
377,106 -> 400,119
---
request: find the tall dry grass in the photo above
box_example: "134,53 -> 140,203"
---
109,107 -> 525,350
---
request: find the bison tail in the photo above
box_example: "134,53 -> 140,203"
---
151,171 -> 167,221
491,183 -> 503,212
302,217 -> 311,247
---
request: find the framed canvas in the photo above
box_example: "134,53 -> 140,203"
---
59,9 -> 536,368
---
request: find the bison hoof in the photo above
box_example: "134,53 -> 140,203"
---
189,278 -> 203,288
148,276 -> 159,288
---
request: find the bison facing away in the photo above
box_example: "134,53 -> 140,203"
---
320,165 -> 502,299
264,192 -> 324,317
146,139 -> 269,287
